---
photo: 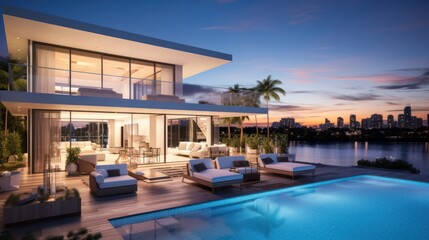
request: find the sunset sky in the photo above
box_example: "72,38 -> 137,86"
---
1,0 -> 428,126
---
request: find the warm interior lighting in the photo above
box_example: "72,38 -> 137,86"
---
16,36 -> 20,39
17,49 -> 21,51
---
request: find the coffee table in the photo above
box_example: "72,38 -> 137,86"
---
128,168 -> 172,183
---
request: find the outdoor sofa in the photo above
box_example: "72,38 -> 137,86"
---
89,164 -> 137,197
257,153 -> 315,179
170,142 -> 209,158
182,158 -> 243,193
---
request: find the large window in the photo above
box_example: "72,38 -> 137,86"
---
71,50 -> 102,94
32,43 -> 175,99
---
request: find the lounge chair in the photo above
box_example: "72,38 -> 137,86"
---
89,164 -> 137,197
215,156 -> 260,182
257,153 -> 315,179
182,158 -> 243,193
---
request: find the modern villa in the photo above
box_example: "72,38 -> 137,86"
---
0,6 -> 266,174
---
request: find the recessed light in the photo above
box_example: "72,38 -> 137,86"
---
17,49 -> 21,52
18,57 -> 21,60
17,37 -> 20,39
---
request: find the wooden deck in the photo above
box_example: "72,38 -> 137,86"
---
1,163 -> 429,239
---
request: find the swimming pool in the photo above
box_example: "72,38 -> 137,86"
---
110,175 -> 429,240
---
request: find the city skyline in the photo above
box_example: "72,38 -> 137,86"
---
272,105 -> 428,128
1,0 -> 428,125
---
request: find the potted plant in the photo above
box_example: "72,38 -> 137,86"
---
261,136 -> 273,154
228,136 -> 240,154
246,135 -> 259,154
274,134 -> 288,154
66,147 -> 81,175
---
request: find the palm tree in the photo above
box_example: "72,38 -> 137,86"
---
238,115 -> 249,152
255,75 -> 286,138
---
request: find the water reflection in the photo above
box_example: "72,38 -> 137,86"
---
289,141 -> 429,175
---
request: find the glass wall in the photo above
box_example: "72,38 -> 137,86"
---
32,43 -> 175,99
71,50 -> 102,94
33,44 -> 69,94
32,110 -> 61,173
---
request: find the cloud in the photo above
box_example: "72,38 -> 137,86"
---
200,26 -> 232,31
331,93 -> 380,101
288,3 -> 321,25
268,104 -> 312,112
333,74 -> 406,83
183,83 -> 219,97
385,102 -> 400,106
290,90 -> 313,94
383,19 -> 429,32
377,70 -> 429,90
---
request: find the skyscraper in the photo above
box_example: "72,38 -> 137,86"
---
398,114 -> 404,128
337,117 -> 344,128
279,117 -> 295,128
404,106 -> 412,128
370,114 -> 383,129
387,115 -> 394,128
350,114 -> 357,129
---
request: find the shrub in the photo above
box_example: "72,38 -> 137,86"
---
357,157 -> 420,174
246,135 -> 259,149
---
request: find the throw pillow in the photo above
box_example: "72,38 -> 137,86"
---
178,142 -> 187,150
233,160 -> 250,167
261,157 -> 274,165
107,169 -> 121,177
277,156 -> 289,162
187,142 -> 195,151
96,169 -> 108,178
191,144 -> 201,152
193,162 -> 207,172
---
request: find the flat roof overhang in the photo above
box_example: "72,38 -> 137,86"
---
0,91 -> 267,117
2,6 -> 232,78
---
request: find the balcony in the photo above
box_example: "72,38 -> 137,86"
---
7,63 -> 261,107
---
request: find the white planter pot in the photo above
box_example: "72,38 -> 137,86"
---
66,163 -> 78,175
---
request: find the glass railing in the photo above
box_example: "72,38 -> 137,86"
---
8,63 -> 261,107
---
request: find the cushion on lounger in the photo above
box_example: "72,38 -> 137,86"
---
261,157 -> 274,165
277,156 -> 289,162
107,169 -> 121,177
233,160 -> 250,167
96,169 -> 108,178
194,162 -> 207,172
178,142 -> 187,150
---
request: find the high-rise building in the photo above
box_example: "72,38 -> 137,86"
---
350,114 -> 357,128
320,118 -> 334,130
387,115 -> 394,128
370,114 -> 383,129
416,118 -> 423,128
398,114 -> 404,128
404,106 -> 412,128
279,117 -> 295,128
361,118 -> 370,129
337,117 -> 344,128
427,114 -> 429,127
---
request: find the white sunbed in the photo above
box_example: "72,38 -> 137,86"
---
182,158 -> 243,193
257,153 -> 315,179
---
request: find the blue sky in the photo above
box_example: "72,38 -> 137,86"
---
1,0 -> 428,126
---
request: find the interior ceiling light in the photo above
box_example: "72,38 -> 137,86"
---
17,49 -> 21,52
16,37 -> 20,39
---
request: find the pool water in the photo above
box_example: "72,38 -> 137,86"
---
110,175 -> 429,240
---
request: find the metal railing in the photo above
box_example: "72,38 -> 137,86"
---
8,63 -> 261,107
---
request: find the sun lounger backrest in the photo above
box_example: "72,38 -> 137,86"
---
258,153 -> 278,167
188,158 -> 213,175
216,156 -> 246,169
96,164 -> 128,175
